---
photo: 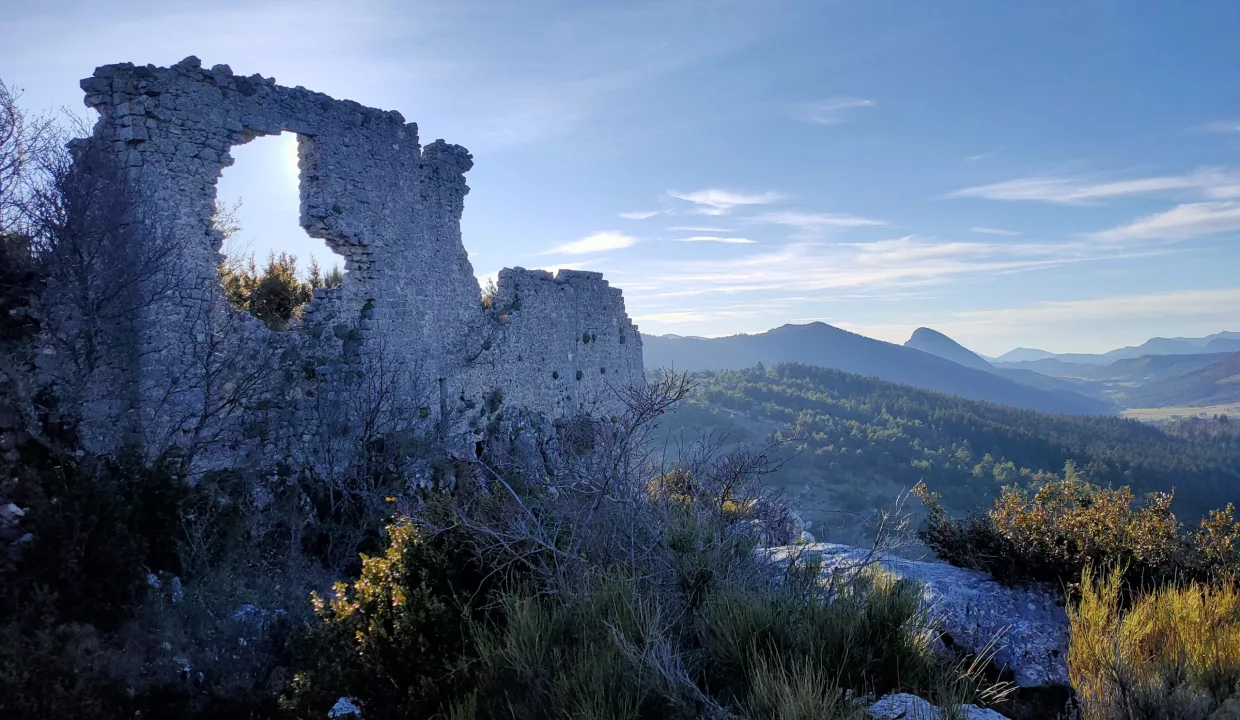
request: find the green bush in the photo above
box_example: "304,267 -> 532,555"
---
916,463 -> 1240,592
1,451 -> 186,631
0,449 -> 188,718
281,517 -> 502,719
219,252 -> 315,331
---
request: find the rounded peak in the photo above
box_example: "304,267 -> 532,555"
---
909,327 -> 951,342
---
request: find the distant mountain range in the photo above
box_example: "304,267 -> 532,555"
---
642,323 -> 1240,416
994,352 -> 1234,382
992,332 -> 1240,366
642,323 -> 1114,415
904,327 -> 1112,404
1115,352 -> 1240,408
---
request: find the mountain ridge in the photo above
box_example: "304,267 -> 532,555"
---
642,322 -> 1113,415
994,331 -> 1240,366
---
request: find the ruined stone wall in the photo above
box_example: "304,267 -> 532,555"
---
486,268 -> 644,419
74,57 -> 643,462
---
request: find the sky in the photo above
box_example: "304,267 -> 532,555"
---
2,0 -> 1238,356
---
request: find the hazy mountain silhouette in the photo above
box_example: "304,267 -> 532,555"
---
994,331 -> 1240,366
1117,352 -> 1240,408
904,327 -> 993,371
904,327 -> 1114,405
642,322 -> 1113,415
994,347 -> 1059,363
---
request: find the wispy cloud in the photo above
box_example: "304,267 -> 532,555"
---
792,96 -> 875,125
951,287 -> 1240,328
667,189 -> 786,215
1199,121 -> 1240,134
540,230 -> 638,255
672,236 -> 757,244
1206,185 -> 1240,200
627,236 -> 1103,300
970,226 -> 1020,236
614,230 -> 1177,338
1089,202 -> 1240,242
750,211 -> 885,239
618,209 -> 662,220
948,168 -> 1236,205
828,287 -> 1240,355
668,225 -> 732,233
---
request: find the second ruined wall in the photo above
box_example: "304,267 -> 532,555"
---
485,268 -> 644,420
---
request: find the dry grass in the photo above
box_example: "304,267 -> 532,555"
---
1121,403 -> 1240,422
1069,565 -> 1240,720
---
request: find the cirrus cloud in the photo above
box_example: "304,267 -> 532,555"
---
947,168 -> 1237,205
672,236 -> 756,244
1089,202 -> 1240,242
792,96 -> 876,125
540,230 -> 638,255
618,209 -> 662,220
970,226 -> 1020,236
667,188 -> 786,215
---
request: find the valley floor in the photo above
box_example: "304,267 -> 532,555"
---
1122,402 -> 1240,422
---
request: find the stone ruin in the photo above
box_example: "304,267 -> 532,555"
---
72,56 -> 644,468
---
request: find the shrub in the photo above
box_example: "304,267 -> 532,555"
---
1,451 -> 186,631
916,464 -> 1240,592
0,449 -> 194,718
1068,565 -> 1240,720
281,517 -> 501,719
218,251 -> 315,330
739,655 -> 865,720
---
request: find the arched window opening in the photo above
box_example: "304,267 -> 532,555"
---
213,132 -> 345,330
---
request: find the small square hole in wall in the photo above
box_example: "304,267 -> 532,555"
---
214,131 -> 346,330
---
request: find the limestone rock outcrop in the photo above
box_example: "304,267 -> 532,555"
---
868,693 -> 1010,720
766,543 -> 1070,688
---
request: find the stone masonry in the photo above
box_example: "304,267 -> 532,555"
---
74,57 -> 643,462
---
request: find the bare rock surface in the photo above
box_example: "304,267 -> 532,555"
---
868,692 -> 1011,720
767,543 -> 1070,688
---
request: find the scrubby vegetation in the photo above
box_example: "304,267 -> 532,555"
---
0,367 -> 1007,718
5,77 -> 1240,719
918,463 -> 1240,717
280,456 -> 999,719
1068,566 -> 1240,720
916,464 -> 1240,593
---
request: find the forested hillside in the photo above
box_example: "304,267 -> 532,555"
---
661,363 -> 1240,544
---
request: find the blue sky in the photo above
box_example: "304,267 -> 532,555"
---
3,0 -> 1238,356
